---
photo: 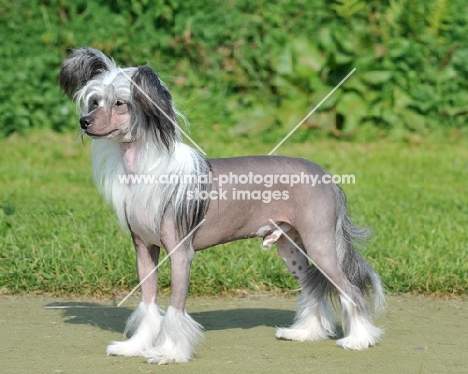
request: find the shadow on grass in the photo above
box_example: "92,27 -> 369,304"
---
45,302 -> 132,333
45,301 -> 296,334
192,309 -> 296,331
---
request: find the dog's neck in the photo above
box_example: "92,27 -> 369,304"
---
121,141 -> 139,175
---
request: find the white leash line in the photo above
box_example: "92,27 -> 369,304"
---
268,68 -> 356,155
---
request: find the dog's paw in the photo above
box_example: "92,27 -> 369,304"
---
336,322 -> 382,350
276,327 -> 322,342
336,329 -> 381,350
146,355 -> 177,365
144,347 -> 190,365
276,327 -> 306,341
106,340 -> 145,357
336,336 -> 373,350
276,324 -> 334,342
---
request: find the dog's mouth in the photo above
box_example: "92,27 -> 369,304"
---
85,129 -> 120,139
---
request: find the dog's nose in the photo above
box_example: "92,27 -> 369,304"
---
80,116 -> 93,129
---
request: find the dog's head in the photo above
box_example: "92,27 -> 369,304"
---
59,47 -> 178,148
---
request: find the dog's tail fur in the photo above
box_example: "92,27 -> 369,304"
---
334,184 -> 385,314
305,184 -> 385,314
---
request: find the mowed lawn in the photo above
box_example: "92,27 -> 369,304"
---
0,130 -> 467,297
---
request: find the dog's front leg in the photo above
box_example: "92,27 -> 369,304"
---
145,243 -> 203,365
107,232 -> 164,357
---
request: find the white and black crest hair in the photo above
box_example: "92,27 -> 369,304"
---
131,66 -> 180,151
59,48 -> 116,98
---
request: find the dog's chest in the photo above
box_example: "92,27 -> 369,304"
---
121,146 -> 164,246
126,205 -> 161,246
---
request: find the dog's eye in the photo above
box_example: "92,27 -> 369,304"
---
90,100 -> 99,109
115,100 -> 125,106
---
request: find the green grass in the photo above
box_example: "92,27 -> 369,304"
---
1,130 -> 467,297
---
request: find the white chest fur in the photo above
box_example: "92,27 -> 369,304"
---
91,139 -> 164,245
91,139 -> 206,247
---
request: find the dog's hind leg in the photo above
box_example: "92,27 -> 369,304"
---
275,230 -> 336,342
145,241 -> 203,365
298,225 -> 383,350
107,232 -> 164,357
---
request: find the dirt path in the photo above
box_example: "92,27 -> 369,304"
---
1,294 -> 467,373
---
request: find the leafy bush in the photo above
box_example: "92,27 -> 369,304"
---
0,0 -> 467,138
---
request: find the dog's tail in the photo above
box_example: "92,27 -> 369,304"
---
333,184 -> 385,314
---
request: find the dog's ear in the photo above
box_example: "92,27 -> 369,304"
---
131,66 -> 177,150
59,48 -> 115,98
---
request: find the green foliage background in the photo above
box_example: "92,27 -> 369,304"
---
1,0 -> 468,138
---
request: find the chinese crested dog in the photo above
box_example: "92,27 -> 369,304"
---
59,48 -> 384,365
